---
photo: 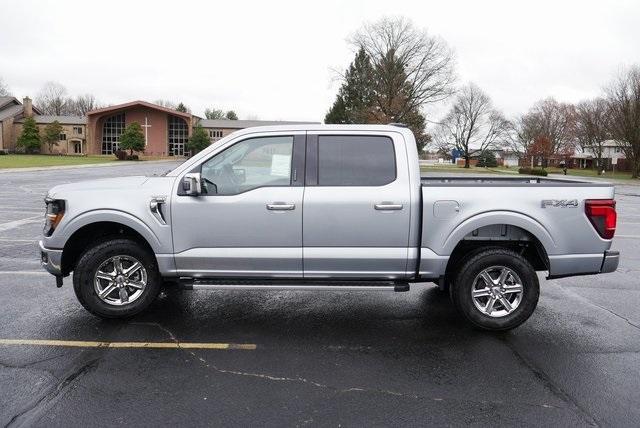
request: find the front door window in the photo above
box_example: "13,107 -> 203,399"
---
200,136 -> 293,195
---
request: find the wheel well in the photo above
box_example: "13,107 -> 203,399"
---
61,222 -> 155,276
445,224 -> 549,280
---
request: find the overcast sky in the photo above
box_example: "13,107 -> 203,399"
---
1,0 -> 638,123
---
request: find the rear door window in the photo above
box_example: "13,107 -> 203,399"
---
317,135 -> 396,186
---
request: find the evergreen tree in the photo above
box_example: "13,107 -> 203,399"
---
42,121 -> 63,153
17,117 -> 41,153
176,102 -> 189,113
119,122 -> 146,156
187,124 -> 210,154
325,48 -> 374,124
325,95 -> 349,124
225,110 -> 238,120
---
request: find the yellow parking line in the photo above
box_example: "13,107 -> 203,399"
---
0,339 -> 256,350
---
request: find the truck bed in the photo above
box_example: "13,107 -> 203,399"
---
420,176 -> 612,187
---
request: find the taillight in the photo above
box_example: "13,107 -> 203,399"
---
585,199 -> 617,239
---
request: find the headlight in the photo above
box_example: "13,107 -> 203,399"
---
44,198 -> 65,237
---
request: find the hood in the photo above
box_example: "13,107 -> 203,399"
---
47,176 -> 150,198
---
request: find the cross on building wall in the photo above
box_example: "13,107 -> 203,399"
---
141,116 -> 151,146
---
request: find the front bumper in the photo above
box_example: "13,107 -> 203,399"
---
39,240 -> 63,276
600,250 -> 620,273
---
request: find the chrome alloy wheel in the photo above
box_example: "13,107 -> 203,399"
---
471,266 -> 524,318
94,255 -> 147,306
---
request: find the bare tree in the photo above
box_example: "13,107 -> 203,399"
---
0,77 -> 10,96
67,94 -> 100,115
153,99 -> 177,110
606,66 -> 640,178
434,83 -> 510,168
509,98 -> 575,166
573,98 -> 611,171
350,16 -> 456,122
507,114 -> 537,158
36,81 -> 69,115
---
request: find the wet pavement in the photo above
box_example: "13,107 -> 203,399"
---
0,162 -> 639,427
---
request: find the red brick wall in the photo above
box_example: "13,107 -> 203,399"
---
87,105 -> 191,156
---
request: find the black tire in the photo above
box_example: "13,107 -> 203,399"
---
73,238 -> 161,318
450,247 -> 539,331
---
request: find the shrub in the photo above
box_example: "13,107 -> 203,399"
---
17,117 -> 41,153
518,167 -> 548,176
125,154 -> 139,161
119,122 -> 146,155
114,150 -> 127,160
477,151 -> 498,167
187,124 -> 210,155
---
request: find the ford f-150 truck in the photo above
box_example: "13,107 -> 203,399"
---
39,124 -> 619,330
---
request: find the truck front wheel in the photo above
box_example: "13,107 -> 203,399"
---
450,247 -> 539,331
73,238 -> 161,318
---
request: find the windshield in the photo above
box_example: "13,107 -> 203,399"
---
164,130 -> 241,176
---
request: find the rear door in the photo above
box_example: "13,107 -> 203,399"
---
302,132 -> 411,279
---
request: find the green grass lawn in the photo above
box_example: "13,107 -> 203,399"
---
421,164 -> 638,180
0,155 -> 119,169
545,167 -> 635,180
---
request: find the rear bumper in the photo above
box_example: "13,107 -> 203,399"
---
547,250 -> 619,279
600,250 -> 620,273
39,240 -> 63,276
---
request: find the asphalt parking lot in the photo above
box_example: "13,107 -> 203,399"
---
1,162 -> 639,427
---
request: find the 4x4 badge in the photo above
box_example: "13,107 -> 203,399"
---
541,199 -> 579,208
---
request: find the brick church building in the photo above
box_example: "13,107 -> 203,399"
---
0,97 -> 313,156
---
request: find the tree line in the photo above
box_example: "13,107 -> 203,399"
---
326,17 -> 640,178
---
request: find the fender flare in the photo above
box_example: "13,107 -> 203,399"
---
441,210 -> 557,256
59,209 -> 162,253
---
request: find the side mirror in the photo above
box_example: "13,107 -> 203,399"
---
182,173 -> 202,196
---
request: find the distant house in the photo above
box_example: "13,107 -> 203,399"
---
0,96 -> 43,152
491,148 -> 520,167
572,140 -> 628,170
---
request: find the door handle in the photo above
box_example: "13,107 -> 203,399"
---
374,203 -> 403,211
267,203 -> 295,211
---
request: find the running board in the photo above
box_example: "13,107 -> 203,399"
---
179,278 -> 410,292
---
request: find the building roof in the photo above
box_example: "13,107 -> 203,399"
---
15,115 -> 86,125
0,104 -> 24,121
87,100 -> 191,118
198,119 -> 319,129
0,96 -> 20,111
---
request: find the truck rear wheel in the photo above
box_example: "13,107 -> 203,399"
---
450,247 -> 539,331
73,238 -> 161,318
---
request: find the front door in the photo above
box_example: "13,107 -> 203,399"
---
302,133 -> 411,279
172,133 -> 306,277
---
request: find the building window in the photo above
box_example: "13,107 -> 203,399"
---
168,115 -> 189,156
209,129 -> 223,141
102,113 -> 125,154
59,133 -> 66,141
73,126 -> 83,135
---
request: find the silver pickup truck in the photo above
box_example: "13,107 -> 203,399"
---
39,124 -> 619,330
